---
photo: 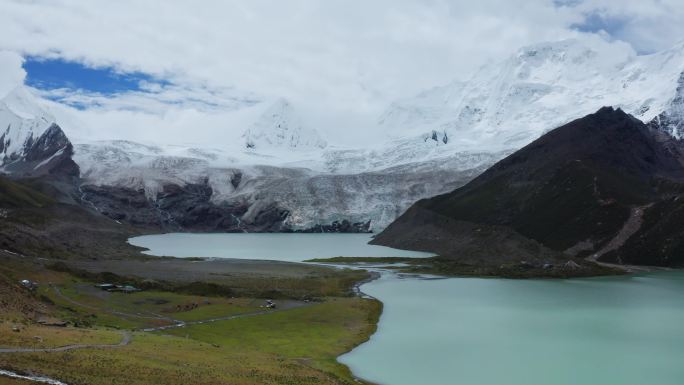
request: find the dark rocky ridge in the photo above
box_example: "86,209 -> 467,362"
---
0,122 -> 370,233
79,182 -> 371,233
1,123 -> 79,180
0,118 -> 367,233
373,107 -> 684,268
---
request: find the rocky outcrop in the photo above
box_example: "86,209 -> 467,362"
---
297,219 -> 371,233
79,181 -> 373,233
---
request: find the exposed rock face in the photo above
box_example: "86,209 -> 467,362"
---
0,87 -> 79,180
374,107 -> 684,268
649,71 -> 684,139
80,181 -> 357,233
1,123 -> 79,179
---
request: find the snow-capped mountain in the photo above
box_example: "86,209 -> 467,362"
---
0,87 -> 56,160
0,87 -> 77,177
381,38 -> 684,151
243,98 -> 327,151
4,38 -> 684,232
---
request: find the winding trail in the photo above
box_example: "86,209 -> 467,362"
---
143,302 -> 313,331
0,331 -> 131,354
0,284 -> 314,385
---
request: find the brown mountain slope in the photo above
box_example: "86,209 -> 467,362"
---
373,107 -> 684,268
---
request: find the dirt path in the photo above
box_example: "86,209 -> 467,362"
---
143,301 -> 313,332
0,331 -> 131,354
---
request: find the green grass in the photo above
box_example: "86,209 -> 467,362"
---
0,259 -> 381,384
0,177 -> 53,209
0,298 -> 381,385
34,282 -> 267,330
0,321 -> 121,349
172,301 -> 262,322
161,298 -> 380,378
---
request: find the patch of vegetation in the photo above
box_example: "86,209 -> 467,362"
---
0,177 -> 54,209
305,256 -> 420,263
163,298 -> 381,382
47,261 -> 370,299
0,321 -> 121,349
408,257 -> 623,279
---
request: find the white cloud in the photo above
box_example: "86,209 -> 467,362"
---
0,51 -> 25,99
0,0 -> 680,147
566,0 -> 684,53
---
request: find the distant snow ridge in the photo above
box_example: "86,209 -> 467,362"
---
381,38 -> 684,151
243,99 -> 327,150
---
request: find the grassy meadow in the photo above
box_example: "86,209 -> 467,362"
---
0,260 -> 380,385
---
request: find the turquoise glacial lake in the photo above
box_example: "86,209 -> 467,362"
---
128,233 -> 432,262
340,271 -> 684,385
130,233 -> 684,385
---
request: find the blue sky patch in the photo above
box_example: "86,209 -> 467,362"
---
571,12 -> 628,35
23,57 -> 167,95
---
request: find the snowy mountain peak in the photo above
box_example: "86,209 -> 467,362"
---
0,87 -> 57,162
0,86 -> 76,177
243,98 -> 327,151
380,38 -> 684,152
3,86 -> 55,122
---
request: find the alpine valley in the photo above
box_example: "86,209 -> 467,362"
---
2,38 -> 684,244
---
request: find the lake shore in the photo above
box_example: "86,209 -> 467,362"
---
306,255 -> 627,279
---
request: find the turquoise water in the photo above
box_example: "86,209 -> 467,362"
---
128,233 -> 433,262
129,233 -> 684,385
340,271 -> 684,385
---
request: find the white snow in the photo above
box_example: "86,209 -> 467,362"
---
380,38 -> 684,152
0,87 -> 56,161
243,98 -> 327,151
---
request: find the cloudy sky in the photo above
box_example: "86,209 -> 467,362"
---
0,0 -> 682,146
